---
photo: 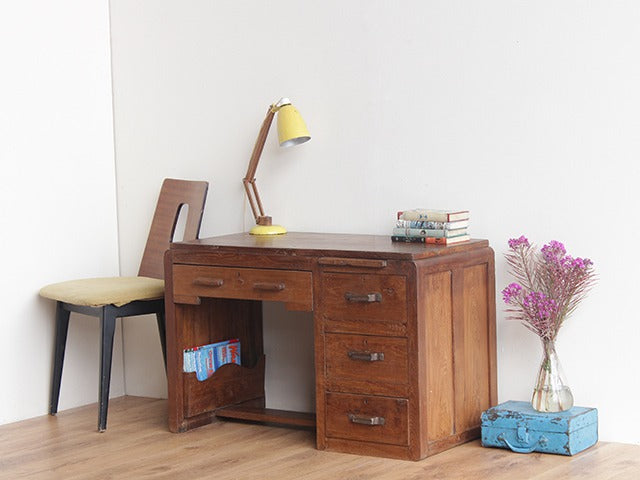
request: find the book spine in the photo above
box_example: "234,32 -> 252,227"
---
425,236 -> 454,244
395,219 -> 468,229
397,211 -> 451,222
391,235 -> 470,245
391,235 -> 427,243
392,227 -> 467,238
397,210 -> 469,222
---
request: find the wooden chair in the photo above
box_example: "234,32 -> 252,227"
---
39,178 -> 208,431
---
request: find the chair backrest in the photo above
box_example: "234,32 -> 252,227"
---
138,178 -> 209,279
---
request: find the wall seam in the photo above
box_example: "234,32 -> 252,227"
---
106,0 -> 128,397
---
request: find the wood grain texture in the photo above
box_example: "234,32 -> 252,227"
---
184,357 -> 266,418
325,392 -> 409,446
174,232 -> 489,261
215,403 -> 316,428
324,333 -> 409,397
423,271 -> 455,443
166,233 -> 497,460
166,294 -> 264,432
456,263 -> 491,433
1,397 -> 638,480
320,272 -> 407,321
139,178 -> 208,279
320,272 -> 408,336
173,264 -> 313,311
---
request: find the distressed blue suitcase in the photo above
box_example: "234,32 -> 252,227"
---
481,400 -> 598,455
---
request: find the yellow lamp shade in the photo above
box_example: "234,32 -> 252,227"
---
277,104 -> 311,147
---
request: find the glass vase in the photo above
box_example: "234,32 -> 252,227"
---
531,338 -> 574,412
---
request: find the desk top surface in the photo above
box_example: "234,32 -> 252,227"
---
172,232 -> 490,261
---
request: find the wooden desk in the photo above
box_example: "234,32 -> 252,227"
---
165,232 -> 497,460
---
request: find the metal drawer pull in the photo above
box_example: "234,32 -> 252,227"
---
344,292 -> 382,303
253,282 -> 285,291
193,277 -> 224,287
348,351 -> 385,362
348,414 -> 385,426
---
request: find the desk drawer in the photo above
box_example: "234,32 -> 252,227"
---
325,392 -> 409,446
320,273 -> 407,335
325,333 -> 409,397
173,265 -> 312,310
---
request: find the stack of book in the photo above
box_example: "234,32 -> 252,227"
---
392,209 -> 471,245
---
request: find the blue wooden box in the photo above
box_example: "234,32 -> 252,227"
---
481,400 -> 598,455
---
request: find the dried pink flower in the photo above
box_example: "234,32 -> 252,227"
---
508,236 -> 530,250
502,282 -> 522,303
503,237 -> 596,341
541,240 -> 566,262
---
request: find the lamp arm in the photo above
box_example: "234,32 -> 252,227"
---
242,179 -> 260,222
243,107 -> 276,224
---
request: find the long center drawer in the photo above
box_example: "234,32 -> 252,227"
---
173,265 -> 312,310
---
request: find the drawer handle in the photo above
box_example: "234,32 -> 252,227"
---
345,292 -> 382,303
348,414 -> 386,426
348,351 -> 385,362
193,277 -> 224,287
497,433 -> 548,454
253,282 -> 285,292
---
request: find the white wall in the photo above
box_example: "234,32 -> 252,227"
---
109,1 -> 640,443
0,1 -> 121,424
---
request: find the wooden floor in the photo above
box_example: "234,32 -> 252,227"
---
1,397 -> 639,480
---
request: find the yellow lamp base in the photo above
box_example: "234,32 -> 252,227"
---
249,224 -> 287,235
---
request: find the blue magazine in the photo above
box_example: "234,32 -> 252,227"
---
185,339 -> 241,381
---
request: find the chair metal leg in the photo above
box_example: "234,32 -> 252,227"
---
155,307 -> 167,371
50,302 -> 70,415
98,307 -> 117,432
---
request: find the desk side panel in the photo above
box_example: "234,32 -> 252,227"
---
415,247 -> 497,457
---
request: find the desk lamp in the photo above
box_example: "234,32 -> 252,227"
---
243,97 -> 310,235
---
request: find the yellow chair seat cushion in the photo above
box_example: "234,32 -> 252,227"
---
39,276 -> 165,307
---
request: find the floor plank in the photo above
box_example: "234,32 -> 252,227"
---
0,396 -> 638,479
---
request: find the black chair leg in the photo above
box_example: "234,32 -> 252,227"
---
155,307 -> 167,371
98,306 -> 117,432
50,302 -> 70,415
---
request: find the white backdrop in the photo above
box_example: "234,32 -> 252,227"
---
0,0 -> 121,424
109,0 -> 638,444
